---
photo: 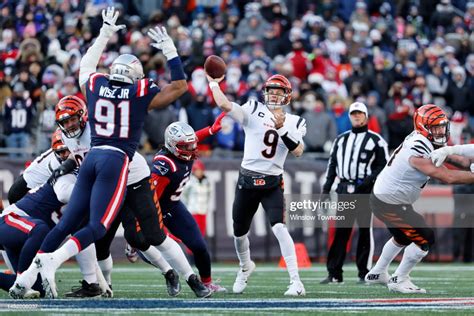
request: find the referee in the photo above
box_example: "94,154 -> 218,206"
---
320,102 -> 388,284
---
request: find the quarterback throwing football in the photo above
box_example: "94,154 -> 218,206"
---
207,73 -> 306,296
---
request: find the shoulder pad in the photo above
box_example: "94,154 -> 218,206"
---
152,155 -> 177,176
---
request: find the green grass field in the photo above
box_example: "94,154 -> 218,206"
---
0,262 -> 473,315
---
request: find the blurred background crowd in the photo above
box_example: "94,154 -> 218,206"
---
1,0 -> 474,159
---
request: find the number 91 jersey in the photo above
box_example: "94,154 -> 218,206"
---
86,73 -> 160,159
236,100 -> 306,176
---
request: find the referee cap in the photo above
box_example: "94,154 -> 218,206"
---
349,102 -> 368,116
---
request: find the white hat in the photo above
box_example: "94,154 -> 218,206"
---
349,102 -> 368,116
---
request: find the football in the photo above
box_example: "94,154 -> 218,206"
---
204,55 -> 227,79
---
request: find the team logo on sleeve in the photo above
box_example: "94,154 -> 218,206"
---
154,163 -> 169,175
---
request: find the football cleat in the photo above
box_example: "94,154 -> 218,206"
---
233,261 -> 256,294
23,289 -> 41,299
387,275 -> 427,294
65,280 -> 102,298
284,280 -> 306,296
320,276 -> 344,284
365,271 -> 390,285
186,274 -> 212,298
204,281 -> 227,293
9,283 -> 28,299
163,269 -> 181,297
35,253 -> 59,299
125,244 -> 139,263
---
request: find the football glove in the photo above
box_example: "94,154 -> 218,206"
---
47,159 -> 77,186
210,112 -> 226,135
430,146 -> 454,167
147,26 -> 178,60
100,6 -> 126,38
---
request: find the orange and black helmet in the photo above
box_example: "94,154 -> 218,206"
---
262,74 -> 292,108
55,95 -> 87,138
413,104 -> 449,146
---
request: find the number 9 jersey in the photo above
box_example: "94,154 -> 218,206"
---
86,73 -> 160,159
230,100 -> 306,176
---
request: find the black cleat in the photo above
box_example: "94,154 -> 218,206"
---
65,280 -> 102,298
320,276 -> 344,284
163,269 -> 181,297
186,274 -> 212,298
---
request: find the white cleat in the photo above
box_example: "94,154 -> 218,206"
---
35,254 -> 59,299
365,271 -> 390,285
9,283 -> 28,299
284,280 -> 306,296
23,289 -> 41,299
232,261 -> 256,294
387,275 -> 427,294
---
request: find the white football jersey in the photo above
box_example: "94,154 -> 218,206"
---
229,100 -> 306,176
62,122 -> 150,186
373,132 -> 434,205
23,149 -> 61,189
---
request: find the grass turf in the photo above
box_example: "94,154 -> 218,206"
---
0,262 -> 473,315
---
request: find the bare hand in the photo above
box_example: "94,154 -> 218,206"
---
206,74 -> 225,83
271,111 -> 286,129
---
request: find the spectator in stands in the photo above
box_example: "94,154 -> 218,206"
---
301,92 -> 336,153
426,59 -> 449,107
328,96 -> 351,134
3,82 -> 35,158
446,66 -> 472,113
384,82 -> 413,150
36,89 -> 58,153
366,91 -> 389,141
234,12 -> 271,55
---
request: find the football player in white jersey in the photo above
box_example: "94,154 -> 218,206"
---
50,94 -> 210,298
366,104 -> 474,293
207,73 -> 306,296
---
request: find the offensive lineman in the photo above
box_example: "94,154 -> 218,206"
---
365,104 -> 474,293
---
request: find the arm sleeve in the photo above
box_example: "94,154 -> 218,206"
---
322,139 -> 339,193
79,33 -> 109,87
452,144 -> 474,157
150,173 -> 171,200
53,174 -> 77,204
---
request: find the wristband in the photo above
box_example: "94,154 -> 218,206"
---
209,81 -> 219,89
167,57 -> 186,81
278,132 -> 300,151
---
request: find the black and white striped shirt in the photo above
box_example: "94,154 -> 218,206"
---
322,125 -> 389,194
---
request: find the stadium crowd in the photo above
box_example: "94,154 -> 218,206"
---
0,0 -> 473,158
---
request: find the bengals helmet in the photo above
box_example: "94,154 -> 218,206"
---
55,95 -> 88,138
51,129 -> 70,161
262,74 -> 292,110
413,104 -> 450,146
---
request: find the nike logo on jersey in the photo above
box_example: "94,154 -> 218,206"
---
132,185 -> 141,190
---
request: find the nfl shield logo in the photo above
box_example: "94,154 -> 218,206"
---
254,179 -> 266,186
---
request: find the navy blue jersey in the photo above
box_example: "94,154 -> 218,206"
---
85,73 -> 160,159
15,183 -> 63,228
150,149 -> 193,210
3,96 -> 35,134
